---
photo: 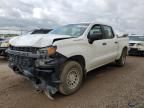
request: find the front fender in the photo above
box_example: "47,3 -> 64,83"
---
53,38 -> 89,65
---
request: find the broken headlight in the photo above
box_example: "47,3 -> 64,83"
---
38,46 -> 57,56
137,43 -> 144,46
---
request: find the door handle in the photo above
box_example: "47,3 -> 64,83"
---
102,43 -> 107,45
115,41 -> 118,44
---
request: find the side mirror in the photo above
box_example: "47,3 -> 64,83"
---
88,33 -> 102,44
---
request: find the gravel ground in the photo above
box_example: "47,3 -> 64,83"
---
0,56 -> 144,108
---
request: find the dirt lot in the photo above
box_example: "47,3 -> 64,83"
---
0,56 -> 144,108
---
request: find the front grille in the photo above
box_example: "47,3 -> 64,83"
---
10,46 -> 38,53
129,48 -> 138,53
8,46 -> 38,68
9,55 -> 35,68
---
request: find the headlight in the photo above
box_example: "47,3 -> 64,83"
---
1,42 -> 10,47
137,43 -> 144,46
38,46 -> 57,56
47,46 -> 57,56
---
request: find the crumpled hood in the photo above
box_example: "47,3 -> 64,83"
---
9,34 -> 72,47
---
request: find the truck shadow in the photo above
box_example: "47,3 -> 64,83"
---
86,63 -> 117,80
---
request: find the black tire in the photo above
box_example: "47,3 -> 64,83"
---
59,61 -> 83,95
116,48 -> 127,66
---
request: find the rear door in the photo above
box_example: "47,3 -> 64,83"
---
101,25 -> 119,62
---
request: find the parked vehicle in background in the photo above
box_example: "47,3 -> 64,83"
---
0,38 -> 4,41
7,23 -> 128,100
0,38 -> 11,57
128,35 -> 144,55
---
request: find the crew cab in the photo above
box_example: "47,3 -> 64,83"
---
128,35 -> 144,55
7,23 -> 128,99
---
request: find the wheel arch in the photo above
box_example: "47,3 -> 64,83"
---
67,55 -> 86,69
123,46 -> 128,50
116,46 -> 128,60
123,46 -> 128,54
66,55 -> 87,77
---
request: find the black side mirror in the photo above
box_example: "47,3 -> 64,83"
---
88,33 -> 102,44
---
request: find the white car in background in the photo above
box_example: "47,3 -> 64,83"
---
128,35 -> 144,55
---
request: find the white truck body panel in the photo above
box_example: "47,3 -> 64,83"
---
54,35 -> 128,72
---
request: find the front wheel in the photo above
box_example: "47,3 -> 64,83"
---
116,48 -> 127,66
59,61 -> 83,95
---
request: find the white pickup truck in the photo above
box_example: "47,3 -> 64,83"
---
7,23 -> 128,99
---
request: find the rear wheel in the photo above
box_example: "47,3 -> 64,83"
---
116,48 -> 127,66
59,61 -> 83,95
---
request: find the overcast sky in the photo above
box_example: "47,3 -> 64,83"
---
0,0 -> 144,34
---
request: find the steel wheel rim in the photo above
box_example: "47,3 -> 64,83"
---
66,68 -> 80,89
122,54 -> 126,64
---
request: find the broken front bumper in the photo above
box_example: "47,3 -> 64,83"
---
6,49 -> 67,95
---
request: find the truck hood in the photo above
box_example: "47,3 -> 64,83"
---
9,34 -> 72,47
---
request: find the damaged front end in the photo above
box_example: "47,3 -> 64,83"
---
6,46 -> 67,100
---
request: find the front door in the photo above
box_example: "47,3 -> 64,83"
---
87,25 -> 108,70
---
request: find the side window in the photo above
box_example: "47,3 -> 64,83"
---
89,25 -> 102,37
103,26 -> 114,39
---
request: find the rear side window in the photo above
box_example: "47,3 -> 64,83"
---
103,26 -> 114,39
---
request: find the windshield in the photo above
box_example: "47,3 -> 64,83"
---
129,36 -> 144,41
49,24 -> 89,37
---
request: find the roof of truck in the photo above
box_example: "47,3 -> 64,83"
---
69,22 -> 111,26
